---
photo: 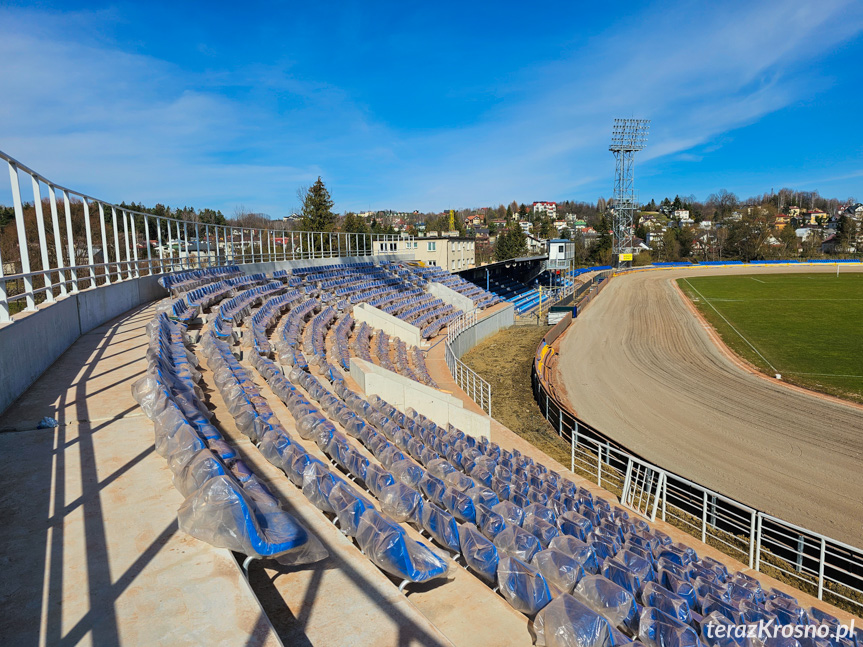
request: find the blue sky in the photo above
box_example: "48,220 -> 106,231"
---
1,0 -> 862,216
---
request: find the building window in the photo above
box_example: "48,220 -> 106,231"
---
427,242 -> 436,251
451,260 -> 456,270
559,245 -> 565,253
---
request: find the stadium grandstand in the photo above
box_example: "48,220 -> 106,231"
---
1,150 -> 861,646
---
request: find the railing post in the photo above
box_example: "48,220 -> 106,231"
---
701,489 -> 708,543
97,203 -> 110,284
8,161 -> 36,311
129,212 -> 139,278
31,175 -> 54,302
747,511 -> 757,568
144,216 -> 152,275
122,209 -> 132,279
47,186 -> 66,296
111,206 -> 121,282
62,190 -> 77,292
817,537 -> 826,600
754,514 -> 763,571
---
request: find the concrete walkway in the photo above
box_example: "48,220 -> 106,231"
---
0,304 -> 281,646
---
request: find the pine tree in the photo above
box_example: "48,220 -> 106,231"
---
300,177 -> 337,233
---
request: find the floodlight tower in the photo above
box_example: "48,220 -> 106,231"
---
609,118 -> 650,267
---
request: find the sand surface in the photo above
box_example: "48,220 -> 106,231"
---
555,265 -> 863,546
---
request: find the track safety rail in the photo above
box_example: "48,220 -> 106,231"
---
0,149 -> 413,322
444,310 -> 492,416
532,283 -> 863,615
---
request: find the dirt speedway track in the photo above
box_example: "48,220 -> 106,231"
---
554,265 -> 863,546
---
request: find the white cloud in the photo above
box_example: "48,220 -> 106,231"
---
0,0 -> 861,214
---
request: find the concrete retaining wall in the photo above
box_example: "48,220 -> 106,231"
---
350,357 -> 490,439
352,303 -> 423,347
428,282 -> 475,312
449,303 -> 516,359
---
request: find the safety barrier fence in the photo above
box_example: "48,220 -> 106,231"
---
532,277 -> 863,615
444,309 -> 491,415
0,149 -> 413,322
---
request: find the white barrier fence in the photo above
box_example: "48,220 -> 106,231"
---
0,149 -> 413,322
533,329 -> 863,615
444,309 -> 492,416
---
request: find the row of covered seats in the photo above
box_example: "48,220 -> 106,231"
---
208,318 -> 456,591
158,265 -> 243,293
131,312 -> 327,565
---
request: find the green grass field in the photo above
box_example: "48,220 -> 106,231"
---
677,273 -> 863,404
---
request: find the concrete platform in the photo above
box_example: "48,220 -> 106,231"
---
0,304 -> 281,646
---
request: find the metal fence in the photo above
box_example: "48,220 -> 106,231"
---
0,149 -> 413,322
444,310 -> 492,415
532,306 -> 863,615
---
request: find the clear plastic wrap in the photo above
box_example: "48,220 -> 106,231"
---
476,503 -> 507,541
441,486 -> 477,524
355,509 -> 452,584
573,574 -> 637,632
379,482 -> 424,524
532,548 -> 586,594
493,500 -> 526,527
458,523 -> 499,584
493,525 -> 542,563
390,459 -> 425,489
523,515 -> 561,549
172,448 -> 228,497
638,607 -> 701,647
301,461 -> 343,514
534,593 -> 616,647
642,581 -> 692,625
559,510 -> 593,542
496,556 -> 557,617
327,481 -> 374,537
420,501 -> 461,553
177,475 -> 328,564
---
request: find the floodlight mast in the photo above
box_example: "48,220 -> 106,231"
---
609,118 -> 649,268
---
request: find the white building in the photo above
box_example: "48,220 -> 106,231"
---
532,201 -> 558,218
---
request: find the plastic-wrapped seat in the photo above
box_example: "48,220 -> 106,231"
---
476,502 -> 507,541
602,559 -> 642,597
441,486 -> 477,524
642,581 -> 692,624
523,515 -> 560,549
534,593 -> 618,647
172,448 -> 229,497
532,548 -> 586,594
356,509 -> 451,591
614,549 -> 655,585
390,459 -> 425,489
659,569 -> 697,612
467,485 -> 500,509
302,462 -> 345,514
550,535 -> 601,574
420,502 -> 461,555
574,574 -> 638,632
327,481 -> 374,537
178,475 -> 327,564
365,463 -> 396,498
379,482 -> 424,524
458,523 -> 499,584
497,556 -> 558,616
638,607 -> 702,647
559,510 -> 593,542
494,525 -> 542,563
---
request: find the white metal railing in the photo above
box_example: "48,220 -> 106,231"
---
533,359 -> 863,615
444,310 -> 491,415
0,149 -> 414,322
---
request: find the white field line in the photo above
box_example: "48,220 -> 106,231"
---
708,298 -> 863,302
750,277 -> 766,283
787,372 -> 863,378
683,278 -> 780,374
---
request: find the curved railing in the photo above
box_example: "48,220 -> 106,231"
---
532,268 -> 863,615
0,149 -> 413,322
